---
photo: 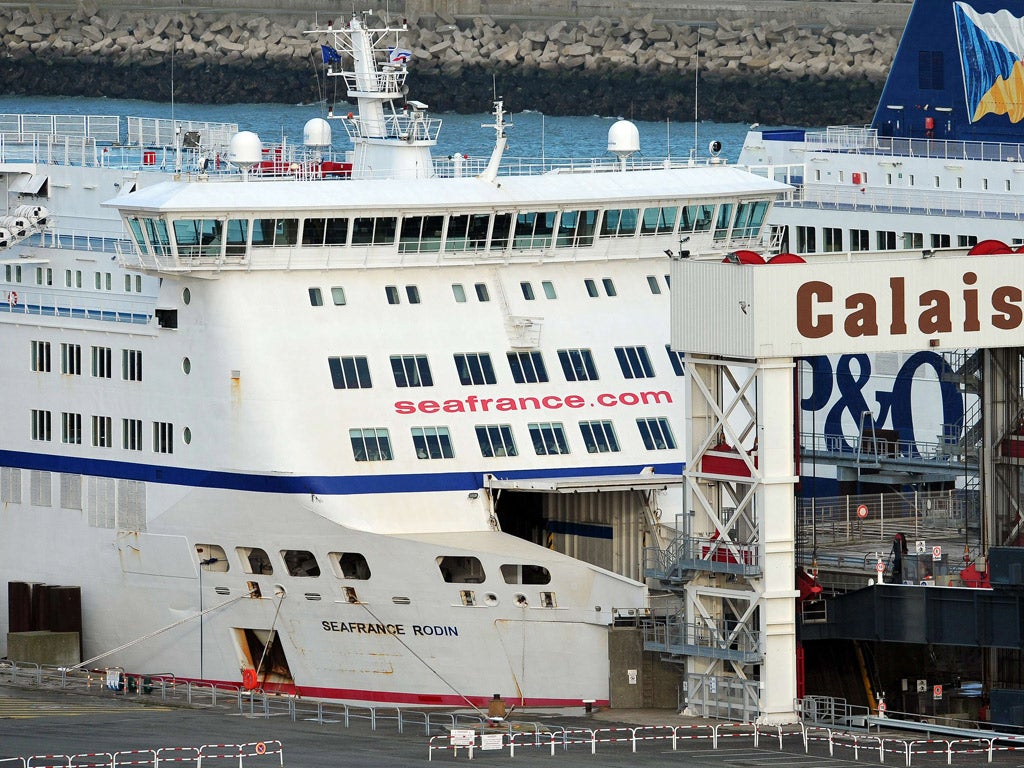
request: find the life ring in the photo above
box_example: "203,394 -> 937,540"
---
242,668 -> 258,690
8,291 -> 17,306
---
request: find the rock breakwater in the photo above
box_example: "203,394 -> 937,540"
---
0,4 -> 899,123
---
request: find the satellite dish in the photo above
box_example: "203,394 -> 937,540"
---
708,139 -> 722,157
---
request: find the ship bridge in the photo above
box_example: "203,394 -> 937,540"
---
660,245 -> 1024,724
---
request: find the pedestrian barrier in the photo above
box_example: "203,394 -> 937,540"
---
6,745 -> 281,768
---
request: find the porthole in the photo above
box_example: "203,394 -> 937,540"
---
182,287 -> 191,305
514,593 -> 528,607
483,593 -> 498,606
182,357 -> 191,374
183,427 -> 192,445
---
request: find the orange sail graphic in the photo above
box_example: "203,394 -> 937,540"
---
973,59 -> 1024,122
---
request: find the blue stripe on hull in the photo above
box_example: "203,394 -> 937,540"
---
0,449 -> 683,495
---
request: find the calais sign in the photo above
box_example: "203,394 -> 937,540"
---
672,253 -> 1024,358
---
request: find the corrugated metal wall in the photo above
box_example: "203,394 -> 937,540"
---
544,490 -> 646,581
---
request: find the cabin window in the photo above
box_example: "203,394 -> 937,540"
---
309,287 -> 324,306
142,217 -> 172,257
957,235 -> 978,247
528,422 -> 569,456
331,286 -> 346,305
877,230 -> 897,250
92,415 -> 112,448
680,204 -> 714,233
850,229 -> 869,251
908,174 -> 915,186
615,346 -> 654,379
637,417 -> 676,450
153,421 -> 173,454
412,426 -> 454,459
406,285 -> 421,304
31,340 -> 51,372
475,424 -> 518,457
579,420 -> 620,453
823,227 -> 842,253
488,213 -> 513,250
127,218 -> 147,254
328,356 -> 371,389
1,468 -> 21,504
66,269 -> 82,288
931,234 -> 951,248
1006,180 -> 1012,192
455,353 -> 496,385
124,274 -> 142,292
542,281 -> 556,299
385,285 -> 400,304
556,209 -> 598,247
196,544 -> 229,572
557,348 -> 598,382
507,351 -> 548,384
61,412 -> 81,445
513,211 -> 556,249
540,592 -> 556,608
122,418 -> 142,451
391,354 -> 433,387
665,345 -> 685,376
225,219 -> 249,257
282,550 -> 321,577
732,200 -> 769,238
302,217 -> 349,246
886,173 -> 893,185
934,176 -> 941,189
446,212 -> 490,252
713,203 -> 733,240
500,564 -> 551,585
123,349 -> 143,382
475,283 -> 490,302
437,555 -> 486,583
584,278 -> 599,297
331,552 -> 371,580
91,346 -> 112,378
238,546 -> 273,575
398,215 -> 444,253
173,219 -> 223,258
251,218 -> 298,247
640,206 -> 678,235
61,343 -> 82,375
452,284 -> 467,302
602,278 -> 617,297
956,177 -> 962,189
903,232 -> 923,249
647,275 -> 661,295
796,226 -> 816,253
350,427 -> 393,461
521,281 -> 535,300
351,216 -> 397,246
31,409 -> 51,441
35,267 -> 52,286
600,208 -> 638,237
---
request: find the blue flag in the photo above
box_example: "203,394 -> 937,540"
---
321,45 -> 342,64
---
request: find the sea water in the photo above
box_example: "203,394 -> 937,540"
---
0,94 -> 771,164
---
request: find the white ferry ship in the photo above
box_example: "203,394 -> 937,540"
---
737,0 -> 1024,487
0,14 -> 787,707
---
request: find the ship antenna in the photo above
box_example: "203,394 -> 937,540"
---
692,26 -> 699,163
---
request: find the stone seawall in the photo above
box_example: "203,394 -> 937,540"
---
0,2 -> 903,123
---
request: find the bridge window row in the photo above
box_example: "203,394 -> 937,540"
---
128,199 -> 771,260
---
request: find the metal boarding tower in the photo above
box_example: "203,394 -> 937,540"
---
659,245 -> 1024,724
